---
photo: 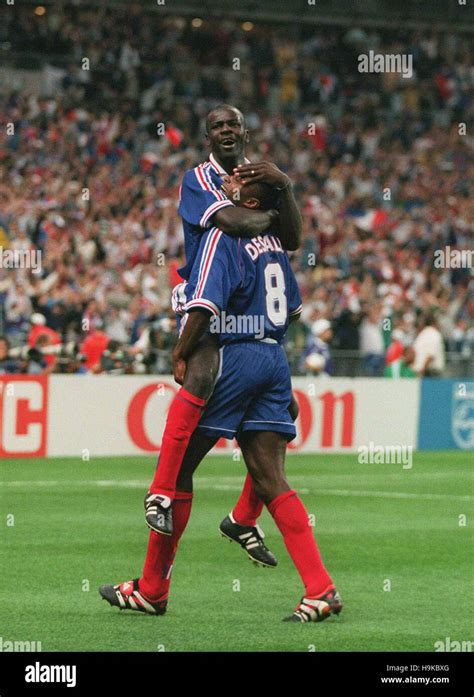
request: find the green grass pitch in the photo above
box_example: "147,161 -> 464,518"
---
1,451 -> 472,652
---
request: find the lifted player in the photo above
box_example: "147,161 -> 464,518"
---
100,180 -> 341,623
144,105 -> 302,569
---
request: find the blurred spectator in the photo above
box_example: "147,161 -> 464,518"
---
0,9 -> 471,375
301,318 -> 334,376
100,339 -> 134,375
27,334 -> 54,374
131,316 -> 177,373
413,314 -> 446,376
449,318 -> 473,359
360,306 -> 385,376
0,336 -> 20,373
80,327 -> 110,372
27,312 -> 61,367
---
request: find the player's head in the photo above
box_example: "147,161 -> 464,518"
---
221,176 -> 278,210
233,180 -> 279,211
205,105 -> 249,161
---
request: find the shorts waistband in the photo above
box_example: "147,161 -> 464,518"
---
223,337 -> 281,347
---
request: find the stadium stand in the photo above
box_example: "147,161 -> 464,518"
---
0,4 -> 472,376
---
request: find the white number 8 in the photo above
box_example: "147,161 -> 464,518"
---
264,262 -> 287,326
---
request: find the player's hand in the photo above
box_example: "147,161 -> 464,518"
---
172,350 -> 186,385
233,161 -> 290,189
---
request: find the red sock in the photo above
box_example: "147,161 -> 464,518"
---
150,388 -> 206,498
139,491 -> 193,601
232,473 -> 264,526
267,490 -> 333,598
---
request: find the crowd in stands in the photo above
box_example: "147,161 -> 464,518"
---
0,4 -> 472,375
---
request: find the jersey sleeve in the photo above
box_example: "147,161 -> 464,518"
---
178,168 -> 235,229
287,265 -> 302,318
184,228 -> 241,317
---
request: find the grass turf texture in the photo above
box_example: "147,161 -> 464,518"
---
1,452 -> 472,652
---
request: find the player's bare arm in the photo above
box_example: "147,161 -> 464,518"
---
172,309 -> 213,387
213,205 -> 279,238
234,161 -> 302,251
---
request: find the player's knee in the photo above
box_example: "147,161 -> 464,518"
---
183,366 -> 216,400
243,466 -> 268,503
251,478 -> 270,504
252,472 -> 287,505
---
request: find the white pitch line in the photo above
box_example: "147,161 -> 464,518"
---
312,488 -> 474,502
0,480 -> 472,502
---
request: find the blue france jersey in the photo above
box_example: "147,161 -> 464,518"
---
183,227 -> 302,344
177,154 -> 236,280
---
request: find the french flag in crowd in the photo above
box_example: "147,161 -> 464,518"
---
351,209 -> 388,232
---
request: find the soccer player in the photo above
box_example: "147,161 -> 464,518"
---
100,180 -> 342,623
144,105 -> 302,569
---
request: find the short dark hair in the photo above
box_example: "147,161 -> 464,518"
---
206,104 -> 245,132
107,339 -> 121,352
424,312 -> 437,327
242,181 -> 279,211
